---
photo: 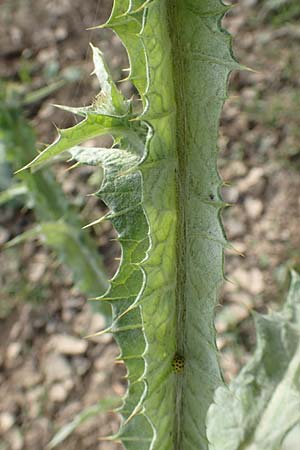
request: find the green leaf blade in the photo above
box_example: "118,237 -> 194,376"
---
207,271 -> 300,450
17,113 -> 128,172
18,0 -> 238,447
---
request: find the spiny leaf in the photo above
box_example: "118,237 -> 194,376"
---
19,1 -> 237,449
90,43 -> 128,115
74,1 -> 236,448
94,5 -> 148,103
207,270 -> 300,450
17,113 -> 128,172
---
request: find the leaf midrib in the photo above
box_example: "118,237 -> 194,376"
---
167,2 -> 189,449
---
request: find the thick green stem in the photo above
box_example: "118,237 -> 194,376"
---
167,2 -> 233,448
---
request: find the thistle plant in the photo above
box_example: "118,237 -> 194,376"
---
18,1 -> 300,450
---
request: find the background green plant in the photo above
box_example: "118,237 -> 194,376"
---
259,0 -> 300,25
0,81 -> 110,314
207,271 -> 300,450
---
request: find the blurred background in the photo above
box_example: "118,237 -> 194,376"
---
0,0 -> 300,449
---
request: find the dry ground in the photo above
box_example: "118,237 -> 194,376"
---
1,1 -> 300,449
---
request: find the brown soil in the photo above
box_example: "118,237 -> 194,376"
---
1,0 -> 300,448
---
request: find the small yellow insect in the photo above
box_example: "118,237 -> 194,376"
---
172,353 -> 185,373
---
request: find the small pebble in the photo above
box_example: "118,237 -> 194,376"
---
12,361 -> 42,388
5,342 -> 22,367
73,356 -> 90,376
0,412 -> 15,434
232,267 -> 264,295
49,383 -> 68,403
237,167 -> 264,194
43,354 -> 72,383
244,197 -> 263,219
225,215 -> 246,239
47,334 -> 88,355
222,186 -> 239,204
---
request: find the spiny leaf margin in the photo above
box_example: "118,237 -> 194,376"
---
18,1 -> 239,449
